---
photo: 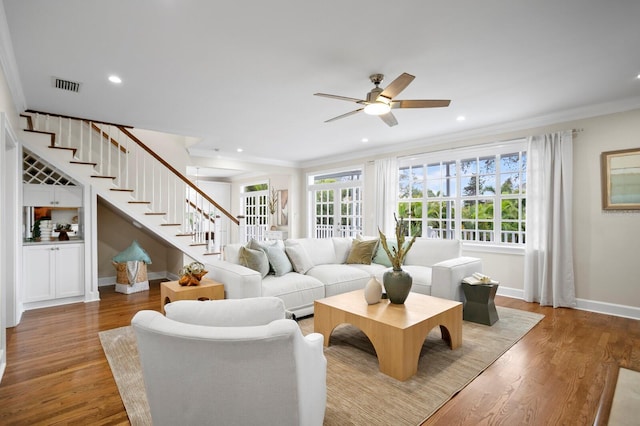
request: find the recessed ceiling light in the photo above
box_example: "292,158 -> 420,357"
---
361,138 -> 369,143
637,73 -> 640,79
456,116 -> 466,122
108,75 -> 122,84
237,148 -> 243,153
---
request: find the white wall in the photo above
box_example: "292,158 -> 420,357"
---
301,108 -> 640,313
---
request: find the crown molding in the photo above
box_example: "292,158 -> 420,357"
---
299,96 -> 640,169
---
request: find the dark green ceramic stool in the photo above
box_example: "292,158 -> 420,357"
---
462,282 -> 499,325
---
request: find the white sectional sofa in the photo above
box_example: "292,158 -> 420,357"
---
205,237 -> 482,318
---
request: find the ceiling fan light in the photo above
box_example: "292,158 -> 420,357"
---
364,102 -> 391,116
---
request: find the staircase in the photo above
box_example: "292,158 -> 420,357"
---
19,111 -> 239,265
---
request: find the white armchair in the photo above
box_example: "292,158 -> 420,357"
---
131,297 -> 326,426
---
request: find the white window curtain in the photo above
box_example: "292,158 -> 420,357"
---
374,157 -> 398,236
524,130 -> 576,308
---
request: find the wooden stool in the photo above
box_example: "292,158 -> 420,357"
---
160,278 -> 224,314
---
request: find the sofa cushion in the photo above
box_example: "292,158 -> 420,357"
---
306,264 -> 370,297
397,265 -> 432,295
164,297 -> 285,326
238,246 -> 270,278
284,240 -> 314,274
403,238 -> 461,267
289,238 -> 336,265
261,273 -> 325,313
348,263 -> 388,277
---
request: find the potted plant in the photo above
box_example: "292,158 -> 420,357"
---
31,219 -> 42,242
378,213 -> 417,304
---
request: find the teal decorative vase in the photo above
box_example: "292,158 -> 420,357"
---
383,269 -> 412,304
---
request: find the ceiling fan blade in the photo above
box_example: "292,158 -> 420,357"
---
379,111 -> 398,127
325,108 -> 364,123
378,73 -> 415,101
314,93 -> 366,103
391,99 -> 451,109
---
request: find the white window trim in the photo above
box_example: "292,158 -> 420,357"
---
398,139 -> 527,250
306,166 -> 364,238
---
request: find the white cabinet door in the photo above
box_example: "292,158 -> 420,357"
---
23,245 -> 55,302
23,184 -> 54,206
53,186 -> 82,207
55,244 -> 84,297
23,184 -> 82,207
23,243 -> 84,303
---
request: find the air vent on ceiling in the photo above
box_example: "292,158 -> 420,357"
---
53,77 -> 81,93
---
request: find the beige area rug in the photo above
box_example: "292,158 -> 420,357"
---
99,306 -> 543,426
609,367 -> 640,426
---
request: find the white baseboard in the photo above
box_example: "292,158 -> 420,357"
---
98,271 -> 173,287
497,286 -> 640,320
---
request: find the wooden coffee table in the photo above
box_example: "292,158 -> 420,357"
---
314,289 -> 462,381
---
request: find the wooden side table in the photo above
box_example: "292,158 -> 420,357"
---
160,278 -> 225,314
462,282 -> 499,325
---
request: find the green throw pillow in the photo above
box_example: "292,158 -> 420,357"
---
238,246 -> 270,278
373,240 -> 396,267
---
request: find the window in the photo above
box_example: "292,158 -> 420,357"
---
398,141 -> 527,246
308,168 -> 363,238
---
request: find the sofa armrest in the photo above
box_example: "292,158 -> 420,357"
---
204,259 -> 262,299
431,256 -> 483,302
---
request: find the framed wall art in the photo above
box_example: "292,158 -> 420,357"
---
600,147 -> 640,210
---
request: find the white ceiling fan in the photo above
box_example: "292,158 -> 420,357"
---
314,72 -> 451,127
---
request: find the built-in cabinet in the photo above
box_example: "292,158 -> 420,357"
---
23,183 -> 82,207
23,243 -> 84,304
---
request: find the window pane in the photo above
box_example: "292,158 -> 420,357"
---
399,167 -> 410,199
461,176 -> 477,196
427,163 -> 442,179
462,200 -> 476,219
478,200 -> 494,219
461,158 -> 477,175
443,178 -> 456,197
500,153 -> 520,172
412,181 -> 424,198
479,156 -> 495,174
481,175 -> 496,195
427,179 -> 441,197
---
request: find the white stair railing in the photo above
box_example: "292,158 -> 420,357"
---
25,111 -> 237,253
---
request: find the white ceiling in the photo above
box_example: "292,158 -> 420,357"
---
4,0 -> 640,173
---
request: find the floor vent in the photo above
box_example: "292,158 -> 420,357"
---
53,77 -> 81,93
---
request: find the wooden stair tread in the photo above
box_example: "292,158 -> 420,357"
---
160,223 -> 181,226
128,201 -> 151,204
203,252 -> 222,256
70,161 -> 97,166
49,145 -> 76,152
90,175 -> 116,179
175,233 -> 195,236
189,243 -> 207,247
110,188 -> 134,192
145,212 -> 166,216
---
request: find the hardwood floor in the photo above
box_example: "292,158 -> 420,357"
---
1,283 -> 638,425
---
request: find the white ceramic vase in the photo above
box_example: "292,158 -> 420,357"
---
364,277 -> 382,305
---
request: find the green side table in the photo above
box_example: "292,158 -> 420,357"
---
462,282 -> 499,325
